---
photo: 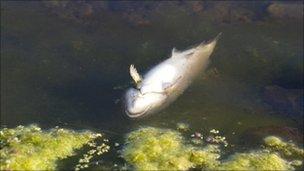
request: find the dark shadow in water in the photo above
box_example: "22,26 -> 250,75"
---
47,70 -> 133,133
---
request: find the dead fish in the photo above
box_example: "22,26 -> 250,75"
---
124,33 -> 221,118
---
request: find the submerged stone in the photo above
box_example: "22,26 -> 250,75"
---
263,85 -> 303,117
241,126 -> 303,145
267,2 -> 303,20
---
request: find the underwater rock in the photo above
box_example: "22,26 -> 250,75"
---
241,126 -> 303,145
199,2 -> 256,23
151,1 -> 262,23
122,12 -> 151,27
108,1 -> 264,25
103,1 -> 154,27
41,1 -> 300,26
190,1 -> 204,14
41,1 -> 303,27
263,85 -> 303,117
44,1 -> 154,27
267,2 -> 303,20
194,132 -> 202,138
0,125 -> 108,170
42,1 -> 108,24
121,127 -> 303,170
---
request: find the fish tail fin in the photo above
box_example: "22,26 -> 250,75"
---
214,32 -> 222,41
203,32 -> 222,45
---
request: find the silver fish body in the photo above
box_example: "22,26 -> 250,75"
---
124,34 -> 221,118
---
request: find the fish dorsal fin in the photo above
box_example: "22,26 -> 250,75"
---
129,64 -> 142,86
171,47 -> 180,57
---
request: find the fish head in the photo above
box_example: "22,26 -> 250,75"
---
124,88 -> 167,118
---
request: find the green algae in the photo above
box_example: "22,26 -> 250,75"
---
121,127 -> 192,170
176,122 -> 190,132
122,127 -> 303,170
2,125 -> 302,171
218,150 -> 294,170
75,139 -> 110,171
264,136 -> 304,159
0,125 -> 107,170
121,127 -> 222,170
188,145 -> 221,169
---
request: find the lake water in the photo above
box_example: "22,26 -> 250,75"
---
1,1 -> 303,169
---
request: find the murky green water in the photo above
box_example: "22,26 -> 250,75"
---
1,1 -> 303,169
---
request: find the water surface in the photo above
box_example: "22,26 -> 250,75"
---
1,1 -> 303,169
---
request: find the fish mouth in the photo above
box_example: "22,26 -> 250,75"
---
125,106 -> 152,118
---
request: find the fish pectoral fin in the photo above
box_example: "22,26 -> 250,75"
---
162,82 -> 172,90
184,51 -> 194,57
162,76 -> 182,91
129,64 -> 143,87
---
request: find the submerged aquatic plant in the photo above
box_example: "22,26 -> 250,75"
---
189,144 -> 221,169
205,129 -> 228,147
263,136 -> 304,159
121,127 -> 303,170
75,138 -> 110,171
0,125 -> 108,170
176,122 -> 190,132
121,127 -> 193,170
218,150 -> 294,170
121,127 -> 222,170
